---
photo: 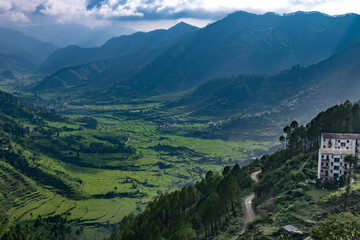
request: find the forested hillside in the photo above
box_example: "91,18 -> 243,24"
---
170,40 -> 360,117
0,53 -> 35,74
32,23 -> 198,93
245,101 -> 360,239
34,12 -> 360,100
109,101 -> 360,240
110,163 -> 256,240
105,11 -> 360,99
33,47 -> 165,92
39,22 -> 198,74
0,27 -> 58,73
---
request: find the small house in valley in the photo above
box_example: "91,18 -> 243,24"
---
282,225 -> 303,237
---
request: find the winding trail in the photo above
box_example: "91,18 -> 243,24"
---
244,171 -> 260,221
239,170 -> 261,237
230,170 -> 261,240
244,194 -> 256,221
250,170 -> 260,183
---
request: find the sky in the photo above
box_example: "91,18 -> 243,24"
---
1,0 -> 360,31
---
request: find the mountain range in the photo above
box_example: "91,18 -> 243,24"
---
39,22 -> 198,74
34,22 -> 199,91
0,23 -> 134,74
106,11 -> 360,98
0,27 -> 58,72
170,40 -> 360,117
34,11 -> 360,102
3,9 -> 360,240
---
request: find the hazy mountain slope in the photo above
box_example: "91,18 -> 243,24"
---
98,22 -> 198,58
171,41 -> 360,116
15,23 -> 134,48
37,46 -> 98,74
0,27 -> 58,67
0,52 -> 36,73
33,60 -> 111,90
39,22 -> 198,73
33,46 -> 168,92
107,11 -> 360,98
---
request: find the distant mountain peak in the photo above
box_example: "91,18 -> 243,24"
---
38,19 -> 200,74
228,10 -> 258,17
169,21 -> 198,31
173,21 -> 192,27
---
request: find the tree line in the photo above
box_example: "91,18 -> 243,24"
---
280,101 -> 360,152
110,164 -> 254,240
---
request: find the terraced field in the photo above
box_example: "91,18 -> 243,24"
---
0,94 -> 278,238
0,161 -> 38,215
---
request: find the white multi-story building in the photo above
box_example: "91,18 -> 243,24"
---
318,133 -> 360,180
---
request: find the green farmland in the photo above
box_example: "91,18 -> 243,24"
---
1,95 -> 278,238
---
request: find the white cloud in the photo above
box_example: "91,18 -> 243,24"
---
0,1 -> 12,12
0,11 -> 31,23
0,0 -> 360,30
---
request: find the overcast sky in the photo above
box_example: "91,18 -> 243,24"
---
1,0 -> 360,31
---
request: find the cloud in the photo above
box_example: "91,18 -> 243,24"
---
0,1 -> 12,13
0,0 -> 360,30
0,11 -> 30,23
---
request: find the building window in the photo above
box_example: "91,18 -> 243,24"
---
331,162 -> 334,166
341,142 -> 346,147
334,173 -> 339,178
334,166 -> 339,170
347,140 -> 349,143
334,158 -> 340,163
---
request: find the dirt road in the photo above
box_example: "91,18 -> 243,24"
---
250,170 -> 261,183
244,193 -> 256,221
237,170 -> 261,237
244,170 -> 260,222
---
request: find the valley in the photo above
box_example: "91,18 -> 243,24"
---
0,90 -> 277,239
2,9 -> 360,240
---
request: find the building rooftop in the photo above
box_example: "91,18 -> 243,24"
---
283,225 -> 303,235
322,133 -> 360,139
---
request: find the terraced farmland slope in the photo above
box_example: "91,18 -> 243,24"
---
0,90 -> 276,238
